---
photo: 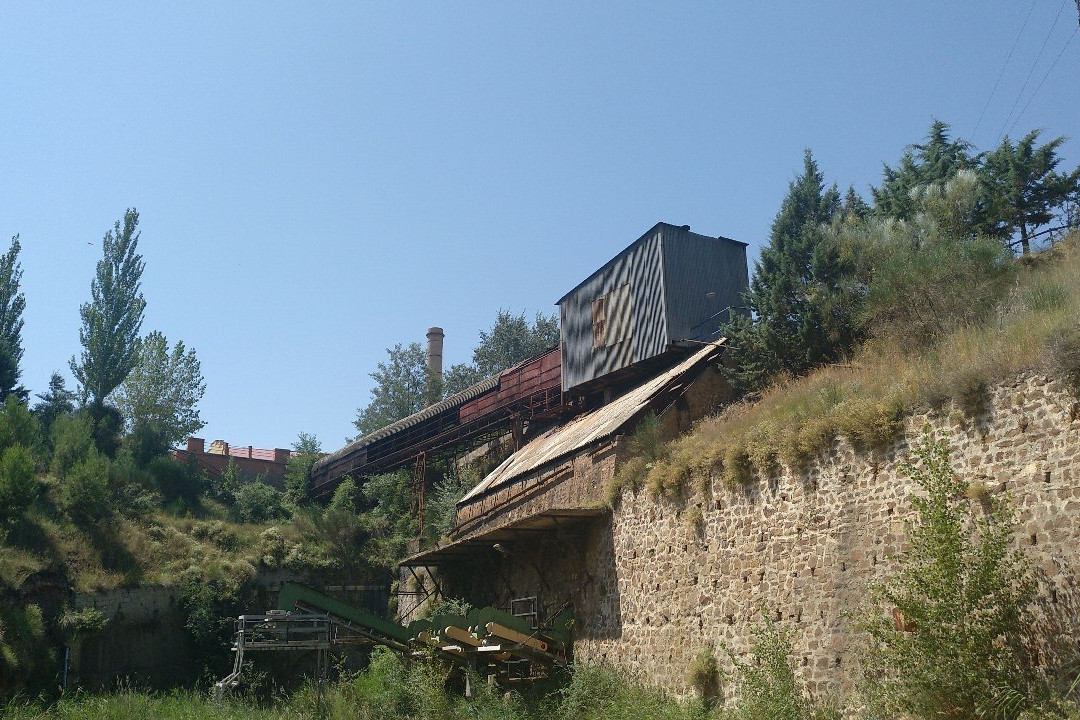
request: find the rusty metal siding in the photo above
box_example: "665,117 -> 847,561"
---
458,348 -> 561,424
559,228 -> 668,392
660,227 -> 749,343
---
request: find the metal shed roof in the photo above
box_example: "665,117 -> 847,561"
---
555,222 -> 746,305
458,340 -> 725,506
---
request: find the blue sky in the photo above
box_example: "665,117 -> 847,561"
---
1,2 -> 1078,453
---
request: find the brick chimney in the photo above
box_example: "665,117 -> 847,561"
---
426,326 -> 445,404
187,437 -> 205,454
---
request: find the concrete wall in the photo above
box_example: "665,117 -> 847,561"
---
69,578 -> 387,690
443,372 -> 1080,701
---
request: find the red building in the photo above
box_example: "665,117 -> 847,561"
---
174,437 -> 292,489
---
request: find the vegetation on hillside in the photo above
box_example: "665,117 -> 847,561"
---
609,121 -> 1080,503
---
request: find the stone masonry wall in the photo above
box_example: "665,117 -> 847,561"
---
443,372 -> 1080,702
575,372 -> 1080,700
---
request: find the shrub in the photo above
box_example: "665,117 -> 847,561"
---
722,445 -> 753,488
0,603 -> 53,691
230,481 -> 286,523
852,223 -> 1015,348
49,412 -> 97,479
57,453 -> 111,525
149,455 -> 200,505
685,505 -> 704,534
687,648 -> 720,703
0,445 -> 37,523
855,428 -> 1038,719
608,414 -> 670,505
0,396 -> 41,458
727,611 -> 837,720
425,470 -> 476,541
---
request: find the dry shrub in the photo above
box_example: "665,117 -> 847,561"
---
722,444 -> 753,488
687,647 -> 720,702
685,505 -> 704,534
837,396 -> 904,451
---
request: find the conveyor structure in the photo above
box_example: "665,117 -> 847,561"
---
215,582 -> 572,698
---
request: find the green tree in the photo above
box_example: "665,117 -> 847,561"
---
443,310 -> 560,395
32,372 -> 77,435
873,120 -> 975,221
112,330 -> 206,448
0,235 -> 26,400
856,429 -> 1037,719
721,150 -> 855,393
979,130 -> 1080,254
353,342 -> 429,438
0,444 -> 37,523
70,208 -> 146,411
284,432 -> 322,505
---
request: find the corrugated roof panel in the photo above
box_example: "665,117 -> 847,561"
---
311,373 -> 500,476
458,341 -> 724,505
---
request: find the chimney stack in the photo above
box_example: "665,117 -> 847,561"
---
426,327 -> 444,404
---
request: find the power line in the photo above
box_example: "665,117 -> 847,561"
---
998,0 -> 1069,142
972,0 -> 1037,139
1006,24 -> 1079,138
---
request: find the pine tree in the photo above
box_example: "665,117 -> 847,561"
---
0,235 -> 26,399
978,130 -> 1080,254
70,209 -> 147,410
873,120 -> 974,220
722,150 -> 855,393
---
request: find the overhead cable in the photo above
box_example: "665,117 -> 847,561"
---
998,0 -> 1069,142
1006,25 -> 1079,138
971,0 -> 1037,139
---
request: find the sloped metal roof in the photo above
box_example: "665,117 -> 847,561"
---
458,340 -> 725,505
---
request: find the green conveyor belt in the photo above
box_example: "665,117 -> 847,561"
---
277,582 -> 413,645
276,581 -> 572,656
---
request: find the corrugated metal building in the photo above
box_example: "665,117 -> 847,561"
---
557,222 -> 747,393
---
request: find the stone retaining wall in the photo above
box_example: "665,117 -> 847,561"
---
443,372 -> 1080,701
579,372 -> 1080,699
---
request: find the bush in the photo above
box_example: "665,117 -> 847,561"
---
687,648 -> 720,703
149,455 -> 200,505
231,481 -> 286,523
727,612 -> 837,720
859,233 -> 1014,347
0,604 -> 53,692
0,445 -> 37,523
49,412 -> 97,479
855,428 -> 1038,719
57,453 -> 111,525
0,397 -> 41,458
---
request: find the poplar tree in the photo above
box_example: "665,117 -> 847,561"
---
70,209 -> 147,411
113,330 -> 206,448
0,235 -> 26,399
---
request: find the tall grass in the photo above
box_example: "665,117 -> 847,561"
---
608,233 -> 1080,502
2,652 -> 708,720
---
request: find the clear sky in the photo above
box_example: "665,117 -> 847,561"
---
1,2 -> 1078,453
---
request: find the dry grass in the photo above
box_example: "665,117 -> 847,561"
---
609,234 -> 1080,503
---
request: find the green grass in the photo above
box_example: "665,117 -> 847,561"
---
2,655 -> 710,720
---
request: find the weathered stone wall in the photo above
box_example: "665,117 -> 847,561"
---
443,372 -> 1080,701
580,372 -> 1080,699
